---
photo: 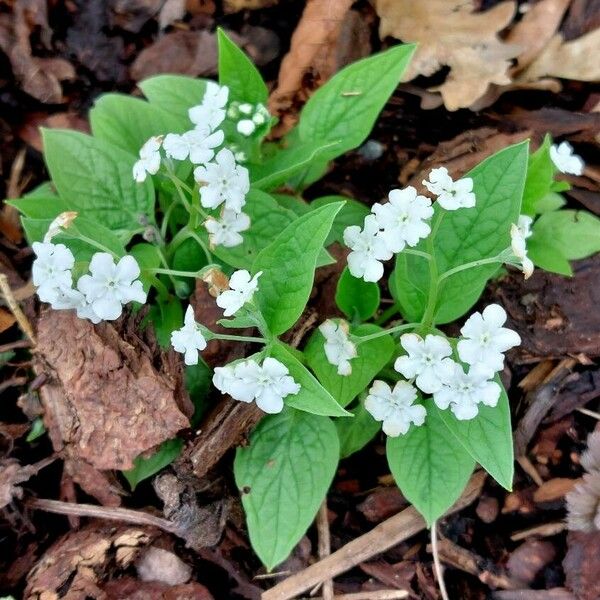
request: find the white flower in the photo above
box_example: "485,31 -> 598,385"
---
371,186 -> 433,253
77,253 -> 147,321
343,215 -> 393,283
171,305 -> 208,366
163,126 -> 224,164
194,148 -> 250,213
319,320 -> 357,376
395,333 -> 454,394
188,81 -> 229,131
457,304 -> 521,373
237,119 -> 256,136
365,380 -> 426,436
44,211 -> 78,243
215,269 -> 261,317
238,103 -> 253,115
550,141 -> 584,176
213,358 -> 300,414
32,242 -> 75,304
423,167 -> 476,210
510,222 -> 534,279
204,210 -> 250,248
133,136 -> 162,182
433,362 -> 501,420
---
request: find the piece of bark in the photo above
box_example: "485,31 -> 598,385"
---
35,309 -> 190,471
563,531 -> 600,600
507,539 -> 556,585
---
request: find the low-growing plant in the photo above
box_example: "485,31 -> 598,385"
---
9,30 -> 600,570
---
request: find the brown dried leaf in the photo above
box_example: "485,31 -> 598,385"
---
159,0 -> 187,29
520,30 -> 600,83
102,577 -> 214,599
35,310 -> 190,470
508,540 -> 557,585
25,524 -> 159,599
136,546 -> 191,585
564,531 -> 600,600
0,307 -> 16,334
534,478 -> 579,503
375,0 -> 519,110
0,459 -> 36,509
223,0 -> 278,13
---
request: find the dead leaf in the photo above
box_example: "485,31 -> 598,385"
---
563,0 -> 600,40
564,531 -> 600,600
0,459 -> 36,509
0,307 -> 16,334
136,546 -> 192,585
159,0 -> 187,29
507,0 -> 572,71
19,111 -> 90,152
35,309 -> 190,471
102,577 -> 214,599
109,0 -> 163,33
223,0 -> 278,13
534,478 -> 580,503
268,0 -> 355,128
25,524 -> 159,599
520,30 -> 600,83
356,487 -> 407,522
375,0 -> 519,110
508,540 -> 557,585
130,29 -> 218,81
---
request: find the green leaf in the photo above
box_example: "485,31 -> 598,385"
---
335,266 -> 380,321
7,194 -> 68,219
271,344 -> 350,417
336,398 -> 380,458
90,94 -> 188,154
129,242 -> 161,291
311,195 -> 370,245
527,238 -> 572,276
296,44 -> 415,164
218,29 -> 268,104
123,438 -> 184,490
392,142 -> 529,324
233,408 -> 339,569
253,202 -> 344,335
522,134 -> 554,216
139,75 -> 208,122
26,417 -> 46,442
42,129 -> 154,240
435,384 -> 513,490
148,296 -> 183,348
304,323 -> 395,408
432,378 -> 514,491
251,141 -> 341,191
535,192 -> 565,213
531,210 -> 600,260
186,360 -> 213,427
386,401 -> 475,525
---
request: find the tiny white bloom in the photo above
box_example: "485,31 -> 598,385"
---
188,81 -> 229,131
77,253 -> 147,321
237,119 -> 256,136
433,361 -> 501,420
216,269 -> 261,317
365,380 -> 426,436
510,222 -> 534,279
319,320 -> 357,376
163,126 -> 224,164
204,210 -> 250,248
517,215 -> 533,239
133,136 -> 162,182
371,186 -> 433,253
550,141 -> 584,176
343,215 -> 393,283
238,103 -> 253,115
395,333 -> 454,394
252,112 -> 266,126
457,304 -> 521,373
171,305 -> 208,366
44,211 -> 78,243
32,241 -> 75,304
194,148 -> 250,213
423,167 -> 476,210
213,358 -> 300,414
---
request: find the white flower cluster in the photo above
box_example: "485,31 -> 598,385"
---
344,169 -> 475,282
214,357 -> 300,414
170,305 -> 207,366
227,101 -> 270,137
33,243 -> 146,323
550,141 -> 584,176
132,82 -> 251,249
319,320 -> 357,376
364,304 -> 520,436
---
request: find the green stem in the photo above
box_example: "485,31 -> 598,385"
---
403,248 -> 432,261
374,304 -> 399,326
68,234 -> 119,259
355,322 -> 418,344
213,333 -> 268,344
438,255 -> 503,283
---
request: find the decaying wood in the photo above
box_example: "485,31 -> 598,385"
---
317,500 -> 334,600
262,471 -> 486,600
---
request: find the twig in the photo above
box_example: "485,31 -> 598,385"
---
577,407 -> 600,420
510,521 -> 566,542
0,274 -> 36,345
301,592 -> 409,600
430,523 -> 450,600
27,498 -> 181,536
0,339 -> 31,353
317,500 -> 334,600
516,455 -> 544,486
262,471 -> 485,600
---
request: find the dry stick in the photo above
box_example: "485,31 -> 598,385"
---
27,498 -> 182,537
302,592 -> 409,600
0,274 -> 36,345
317,501 -> 334,600
510,521 -> 566,542
263,471 -> 486,600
